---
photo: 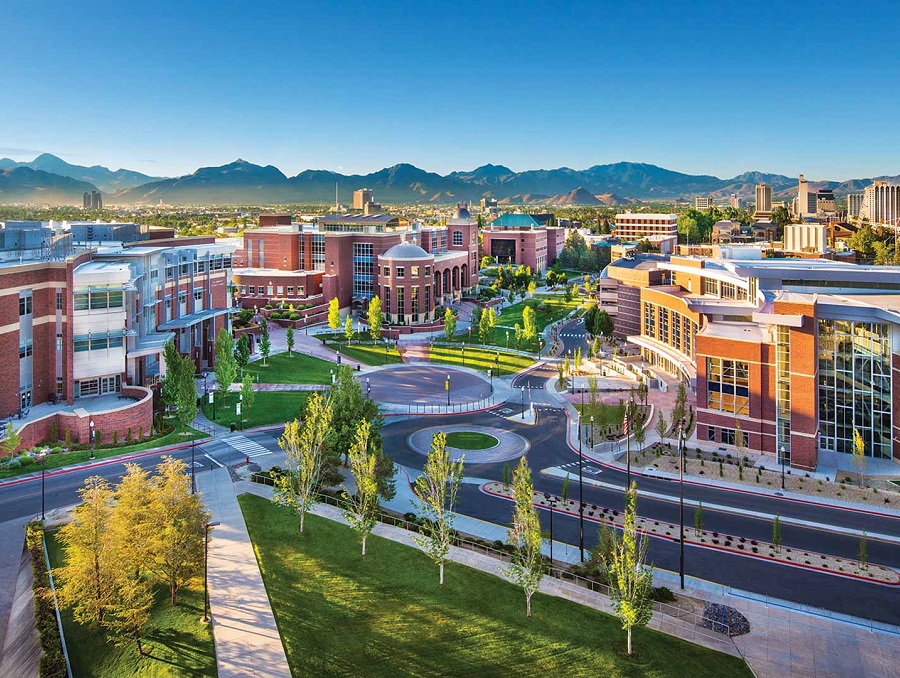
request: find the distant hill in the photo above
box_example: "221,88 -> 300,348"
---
0,153 -> 165,192
2,153 -> 898,206
0,167 -> 100,205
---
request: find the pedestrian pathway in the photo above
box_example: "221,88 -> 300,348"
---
196,469 -> 291,678
222,435 -> 272,459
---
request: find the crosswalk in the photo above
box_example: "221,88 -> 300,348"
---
558,332 -> 585,338
222,435 -> 272,458
557,461 -> 603,476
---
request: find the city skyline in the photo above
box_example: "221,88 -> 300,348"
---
3,1 -> 900,180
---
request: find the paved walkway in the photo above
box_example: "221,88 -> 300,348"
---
197,468 -> 291,678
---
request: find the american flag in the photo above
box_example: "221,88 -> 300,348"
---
623,410 -> 630,435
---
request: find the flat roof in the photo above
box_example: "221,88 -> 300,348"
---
698,322 -> 767,343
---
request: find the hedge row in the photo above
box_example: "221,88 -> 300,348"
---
25,522 -> 67,677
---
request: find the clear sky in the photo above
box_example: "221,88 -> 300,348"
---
2,0 -> 899,181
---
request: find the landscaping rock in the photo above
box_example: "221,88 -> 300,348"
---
701,603 -> 750,637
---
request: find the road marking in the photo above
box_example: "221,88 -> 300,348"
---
204,454 -> 225,468
222,435 -> 272,458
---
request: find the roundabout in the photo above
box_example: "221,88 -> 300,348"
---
406,424 -> 529,463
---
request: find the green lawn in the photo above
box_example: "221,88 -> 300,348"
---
428,345 -> 535,376
575,402 -> 626,429
324,341 -> 403,366
445,431 -> 499,450
240,495 -> 752,678
46,533 -> 216,677
243,352 -> 334,384
202,390 -> 309,429
452,296 -> 584,352
0,427 -> 208,480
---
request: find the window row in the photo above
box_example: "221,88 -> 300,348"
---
74,334 -> 126,352
74,289 -> 125,311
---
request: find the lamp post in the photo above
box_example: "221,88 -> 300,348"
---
678,420 -> 686,590
626,395 -> 634,487
521,385 -> 525,419
446,375 -> 451,407
39,449 -> 47,520
488,368 -> 493,392
384,340 -> 389,365
578,413 -> 584,562
330,368 -> 335,385
304,314 -> 308,335
366,377 -> 371,399
337,348 -> 341,367
89,419 -> 95,459
543,493 -> 557,564
780,445 -> 786,490
590,415 -> 594,450
495,353 -> 500,377
461,345 -> 465,367
191,430 -> 197,494
203,520 -> 221,623
468,325 -> 472,343
506,330 -> 509,351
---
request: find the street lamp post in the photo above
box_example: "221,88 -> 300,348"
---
337,348 -> 341,367
626,395 -> 634,487
590,415 -> 594,450
39,449 -> 47,520
521,385 -> 525,419
446,375 -> 451,407
488,368 -> 493,392
191,430 -> 197,494
203,520 -> 221,623
461,346 -> 465,367
543,494 -> 557,564
89,419 -> 95,459
578,413 -> 584,562
304,314 -> 308,335
495,354 -> 500,377
678,420 -> 686,590
366,377 -> 371,399
780,445 -> 786,490
506,330 -> 509,351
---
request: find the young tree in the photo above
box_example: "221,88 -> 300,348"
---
563,354 -> 571,377
655,411 -> 668,445
240,374 -> 256,423
443,307 -> 456,340
592,336 -> 601,360
328,297 -> 341,330
1,422 -> 20,459
174,351 -> 198,434
214,327 -> 237,409
522,305 -> 538,344
859,531 -> 868,570
672,379 -> 688,428
478,306 -> 495,344
561,474 -> 570,504
342,419 -> 379,556
413,432 -> 465,585
588,374 -> 598,408
105,572 -> 153,655
556,362 -> 568,390
234,335 -> 251,377
110,464 -> 155,580
344,315 -> 354,343
573,347 -> 582,375
56,477 -> 118,624
563,284 -> 573,302
527,280 -> 536,297
632,411 -> 646,452
608,482 -> 654,657
570,282 -> 580,300
514,323 -> 523,349
275,392 -> 334,534
502,461 -> 511,489
368,296 -> 383,341
734,420 -> 746,457
694,501 -> 703,536
285,326 -> 295,356
259,317 -> 271,366
502,456 -> 544,619
161,339 -> 183,414
772,514 -> 781,553
147,457 -> 210,604
852,428 -> 868,488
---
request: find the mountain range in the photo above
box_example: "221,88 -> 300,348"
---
1,154 -> 898,206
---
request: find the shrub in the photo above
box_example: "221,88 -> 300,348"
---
125,427 -> 132,442
139,426 -> 144,439
19,453 -> 34,467
264,304 -> 273,310
50,419 -> 58,443
6,459 -> 21,469
289,313 -> 300,321
650,586 -> 677,603
112,430 -> 118,445
26,522 -> 67,678
51,447 -> 62,455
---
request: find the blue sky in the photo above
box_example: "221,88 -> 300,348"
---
2,0 -> 899,181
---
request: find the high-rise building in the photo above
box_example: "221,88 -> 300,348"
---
730,194 -> 742,209
796,174 -> 818,218
82,190 -> 102,210
694,195 -> 714,210
863,181 -> 900,227
847,193 -> 863,220
816,189 -> 836,214
613,213 -> 678,241
353,188 -> 374,210
754,183 -> 773,217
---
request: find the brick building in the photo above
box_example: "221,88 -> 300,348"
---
481,213 -> 566,273
627,254 -> 900,471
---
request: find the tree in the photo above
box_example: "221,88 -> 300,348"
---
561,474 -> 570,504
480,255 -> 493,269
344,315 -> 354,343
328,297 -> 341,330
1,422 -> 20,459
592,336 -> 601,360
443,307 -> 456,340
342,419 -> 379,556
694,501 -> 703,536
734,420 -> 746,457
852,428 -> 868,488
368,296 -> 383,341
632,411 -> 646,451
214,328 -> 237,411
234,335 -> 251,377
655,411 -> 668,445
259,317 -> 271,366
478,305 -> 496,344
563,354 -> 571,377
556,362 -> 568,390
240,374 -> 256,422
503,456 -> 544,619
147,457 -> 210,604
110,464 -> 155,581
522,305 -> 538,344
608,482 -> 654,656
588,374 -> 598,407
56,477 -> 117,624
285,326 -> 295,356
672,380 -> 688,428
772,514 -> 781,553
527,280 -> 536,297
275,392 -> 334,534
413,431 -> 465,585
859,532 -> 868,570
596,309 -> 614,339
161,339 -> 183,414
105,573 -> 153,655
771,205 -> 792,231
330,365 -> 395,499
174,352 -> 198,434
502,461 -> 511,489
573,347 -> 582,375
514,323 -> 522,349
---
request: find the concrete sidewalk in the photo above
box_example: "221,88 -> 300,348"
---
197,469 -> 290,678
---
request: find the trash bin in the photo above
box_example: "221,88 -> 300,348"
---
356,363 -> 361,371
230,422 -> 236,432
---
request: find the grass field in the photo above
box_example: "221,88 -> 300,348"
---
324,341 -> 403,366
46,533 -> 217,677
428,345 -> 535,376
452,296 -> 584,352
242,352 -> 334,384
575,402 -> 627,429
240,495 -> 752,678
445,431 -> 499,450
0,427 -> 208,480
202,390 -> 309,429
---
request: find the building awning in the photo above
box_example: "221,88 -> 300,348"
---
157,308 -> 230,331
627,334 -> 697,382
129,332 -> 173,357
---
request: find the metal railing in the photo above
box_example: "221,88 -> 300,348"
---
406,396 -> 496,414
